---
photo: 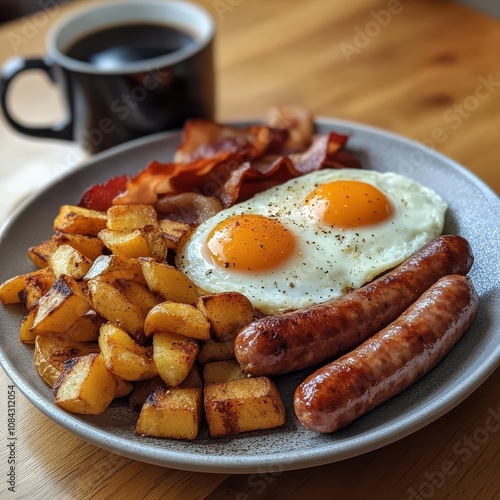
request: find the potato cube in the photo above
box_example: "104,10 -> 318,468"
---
48,244 -> 93,279
198,338 -> 235,365
115,378 -> 134,398
153,332 -> 199,387
203,360 -> 246,384
87,277 -> 152,343
99,226 -> 167,260
20,305 -> 38,343
32,275 -> 92,333
27,239 -> 60,268
107,204 -> 158,232
158,219 -> 192,251
19,267 -> 57,311
98,322 -> 157,381
28,233 -> 105,270
53,232 -> 106,261
0,267 -> 54,305
142,225 -> 168,261
204,377 -> 286,437
53,353 -> 117,414
144,301 -> 210,340
63,310 -> 100,342
196,292 -> 254,341
99,228 -> 149,258
84,255 -> 146,285
0,273 -> 27,304
136,384 -> 202,440
115,279 -> 160,311
34,335 -> 100,387
53,205 -> 107,236
139,258 -> 198,304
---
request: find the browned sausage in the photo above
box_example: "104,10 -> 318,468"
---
293,274 -> 478,433
234,235 -> 474,376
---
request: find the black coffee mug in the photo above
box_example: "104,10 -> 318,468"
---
0,0 -> 215,154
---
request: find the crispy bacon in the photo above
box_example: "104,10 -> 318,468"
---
112,131 -> 360,209
112,152 -> 241,206
265,104 -> 314,152
154,193 -> 224,224
78,111 -> 361,222
237,133 -> 361,202
173,119 -> 290,163
79,175 -> 130,211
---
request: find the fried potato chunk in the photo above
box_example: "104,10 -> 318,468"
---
53,353 -> 118,414
48,244 -> 93,279
87,277 -> 158,343
32,275 -> 92,334
114,377 -> 134,398
136,368 -> 202,440
139,258 -> 199,304
53,205 -> 107,236
0,267 -> 54,306
20,306 -> 38,343
84,255 -> 146,285
153,332 -> 199,387
203,360 -> 247,384
98,322 -> 157,381
158,219 -> 192,251
197,338 -> 235,365
27,239 -> 60,268
196,292 -> 254,341
144,301 -> 210,340
20,267 -> 57,311
98,226 -> 167,260
106,204 -> 158,232
204,377 -> 286,437
63,310 -> 100,342
52,232 -> 106,261
28,234 -> 105,268
34,335 -> 99,387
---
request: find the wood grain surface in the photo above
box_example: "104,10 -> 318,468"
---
0,1 -> 498,499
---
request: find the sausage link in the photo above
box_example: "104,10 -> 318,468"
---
235,235 -> 474,375
294,274 -> 479,433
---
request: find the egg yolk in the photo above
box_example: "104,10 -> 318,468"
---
304,180 -> 394,228
205,214 -> 296,271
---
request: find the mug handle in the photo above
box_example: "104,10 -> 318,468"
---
0,57 -> 73,141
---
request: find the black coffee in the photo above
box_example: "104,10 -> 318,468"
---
65,23 -> 195,69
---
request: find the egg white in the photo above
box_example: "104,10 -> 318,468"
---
175,169 -> 447,314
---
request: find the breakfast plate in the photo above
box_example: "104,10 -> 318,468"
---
0,118 -> 499,473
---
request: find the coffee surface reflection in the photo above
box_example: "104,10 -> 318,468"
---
65,23 -> 196,70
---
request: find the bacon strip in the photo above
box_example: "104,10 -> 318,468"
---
173,119 -> 290,164
79,175 -> 130,211
79,116 -> 361,221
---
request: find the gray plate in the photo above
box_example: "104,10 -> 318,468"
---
0,118 -> 499,474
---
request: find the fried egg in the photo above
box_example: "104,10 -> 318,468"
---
175,169 -> 447,314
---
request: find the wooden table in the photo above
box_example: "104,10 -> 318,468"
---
0,1 -> 498,498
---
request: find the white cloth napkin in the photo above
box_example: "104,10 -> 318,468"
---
0,119 -> 84,227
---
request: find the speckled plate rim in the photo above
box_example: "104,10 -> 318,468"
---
0,117 -> 498,474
